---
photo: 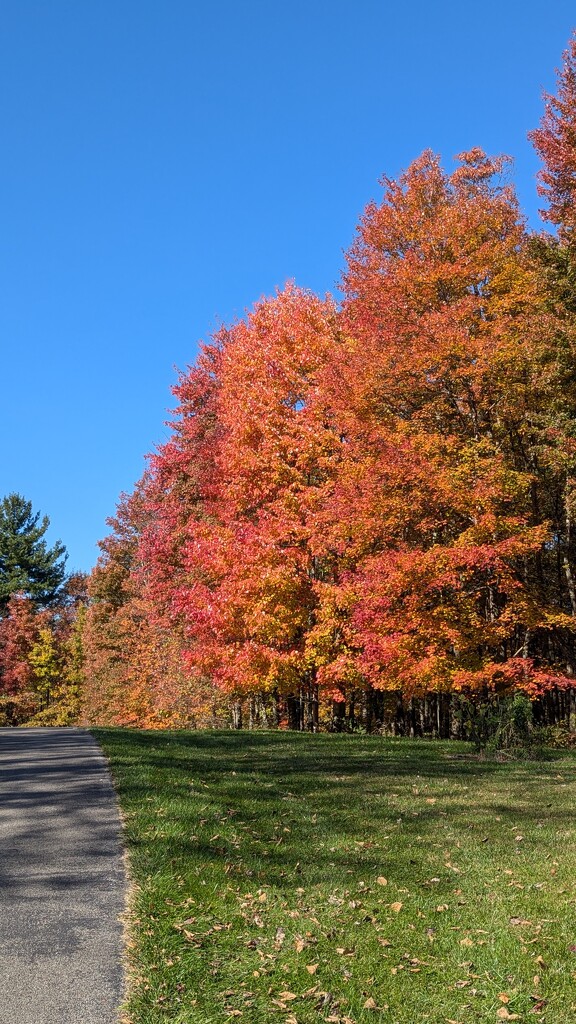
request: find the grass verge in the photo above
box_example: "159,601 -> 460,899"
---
93,728 -> 576,1024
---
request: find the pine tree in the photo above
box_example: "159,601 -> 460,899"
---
0,494 -> 68,612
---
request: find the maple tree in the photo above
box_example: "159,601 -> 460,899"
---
530,34 -> 576,242
79,32 -> 576,735
313,148 -> 570,703
168,286 -> 339,727
0,595 -> 43,723
81,478 -> 226,728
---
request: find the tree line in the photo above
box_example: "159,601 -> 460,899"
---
4,35 -> 576,735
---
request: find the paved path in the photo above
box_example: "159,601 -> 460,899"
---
0,728 -> 127,1024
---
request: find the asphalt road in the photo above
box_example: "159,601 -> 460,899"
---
0,728 -> 127,1024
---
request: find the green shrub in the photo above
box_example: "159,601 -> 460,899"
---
455,691 -> 534,752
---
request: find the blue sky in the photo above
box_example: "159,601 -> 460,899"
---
1,1 -> 575,572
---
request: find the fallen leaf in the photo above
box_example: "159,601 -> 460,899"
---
306,964 -> 318,975
390,902 -> 403,913
363,997 -> 378,1009
459,937 -> 474,948
279,992 -> 298,1001
377,876 -> 388,886
497,1010 -> 520,1021
498,993 -> 511,1003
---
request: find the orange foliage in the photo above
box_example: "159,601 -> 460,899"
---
82,36 -> 576,726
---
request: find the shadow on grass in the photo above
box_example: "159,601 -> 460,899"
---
92,728 -> 576,892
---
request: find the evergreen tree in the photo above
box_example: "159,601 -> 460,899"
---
0,494 -> 67,612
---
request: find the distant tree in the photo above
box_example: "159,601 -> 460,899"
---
28,627 -> 61,710
0,493 -> 68,612
529,33 -> 576,242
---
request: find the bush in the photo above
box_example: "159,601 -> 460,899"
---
455,692 -> 534,752
534,722 -> 576,749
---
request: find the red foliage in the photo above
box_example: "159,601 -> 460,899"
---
0,595 -> 43,696
530,35 -> 576,240
81,36 -> 576,726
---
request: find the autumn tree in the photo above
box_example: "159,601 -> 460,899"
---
28,628 -> 61,711
530,34 -> 576,242
0,595 -> 45,724
311,148 -> 573,710
155,286 -> 340,728
525,32 -> 576,689
81,36 -> 576,735
81,480 -> 209,728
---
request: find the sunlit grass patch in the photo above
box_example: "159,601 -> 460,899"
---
93,729 -> 576,1024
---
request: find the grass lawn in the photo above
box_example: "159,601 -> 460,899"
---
93,728 -> 576,1024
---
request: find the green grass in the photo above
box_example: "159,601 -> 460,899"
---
93,728 -> 576,1024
